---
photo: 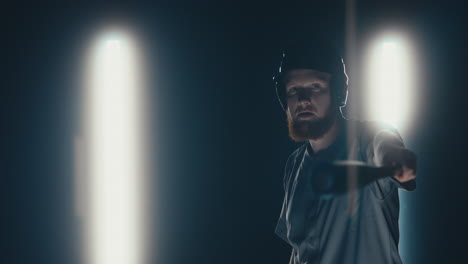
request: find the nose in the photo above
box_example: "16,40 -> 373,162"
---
297,89 -> 312,104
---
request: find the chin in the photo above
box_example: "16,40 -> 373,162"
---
286,108 -> 337,142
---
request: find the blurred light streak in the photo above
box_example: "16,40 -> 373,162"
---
81,30 -> 147,264
364,32 -> 418,263
365,35 -> 415,133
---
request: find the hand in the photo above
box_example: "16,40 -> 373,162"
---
385,149 -> 417,183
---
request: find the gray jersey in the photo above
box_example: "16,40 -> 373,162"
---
275,119 -> 416,264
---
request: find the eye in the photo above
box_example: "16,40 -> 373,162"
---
311,84 -> 322,90
287,87 -> 298,97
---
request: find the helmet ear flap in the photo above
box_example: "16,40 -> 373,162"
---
340,88 -> 349,108
336,84 -> 348,108
275,81 -> 287,111
331,78 -> 348,108
338,57 -> 349,108
330,57 -> 349,108
274,52 -> 288,111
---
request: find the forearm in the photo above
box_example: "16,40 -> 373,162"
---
372,129 -> 417,183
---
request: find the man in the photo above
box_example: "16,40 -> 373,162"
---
273,41 -> 417,264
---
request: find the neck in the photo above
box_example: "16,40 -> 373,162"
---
308,114 -> 344,154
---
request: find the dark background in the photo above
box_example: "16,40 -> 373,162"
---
2,1 -> 467,263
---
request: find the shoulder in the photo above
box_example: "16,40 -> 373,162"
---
344,119 -> 403,163
282,143 -> 308,189
347,119 -> 402,143
349,119 -> 400,136
286,143 -> 308,169
287,143 -> 307,163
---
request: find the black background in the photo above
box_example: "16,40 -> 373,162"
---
2,1 -> 467,263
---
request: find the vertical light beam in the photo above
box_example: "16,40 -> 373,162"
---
84,32 -> 145,264
365,36 -> 414,133
364,33 -> 418,263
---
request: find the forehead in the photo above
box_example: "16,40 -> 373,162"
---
283,69 -> 332,87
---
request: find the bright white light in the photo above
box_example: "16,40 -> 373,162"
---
365,35 -> 415,132
83,31 -> 146,264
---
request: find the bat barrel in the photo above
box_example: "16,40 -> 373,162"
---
311,162 -> 395,195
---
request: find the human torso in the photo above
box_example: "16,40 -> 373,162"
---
278,120 -> 403,264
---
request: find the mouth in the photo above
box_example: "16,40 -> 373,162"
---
297,111 -> 315,118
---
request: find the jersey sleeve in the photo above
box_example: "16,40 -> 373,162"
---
360,121 -> 416,196
274,196 -> 289,243
274,149 -> 299,243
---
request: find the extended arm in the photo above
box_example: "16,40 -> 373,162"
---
373,129 -> 417,184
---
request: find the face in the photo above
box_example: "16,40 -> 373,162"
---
283,69 -> 337,141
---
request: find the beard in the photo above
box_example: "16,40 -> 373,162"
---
287,105 -> 338,142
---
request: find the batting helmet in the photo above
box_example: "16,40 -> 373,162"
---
273,40 -> 349,110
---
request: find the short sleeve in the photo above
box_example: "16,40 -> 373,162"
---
360,121 -> 417,194
275,196 -> 289,243
274,149 -> 300,243
360,121 -> 403,164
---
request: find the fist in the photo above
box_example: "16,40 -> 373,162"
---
383,148 -> 417,183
